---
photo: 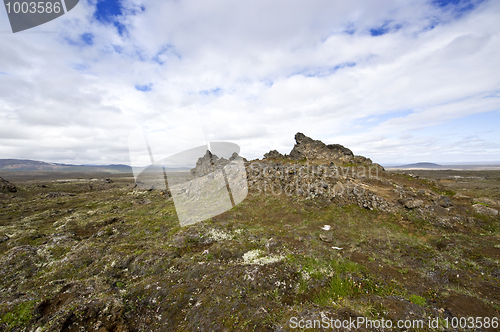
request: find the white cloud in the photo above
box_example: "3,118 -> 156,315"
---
0,0 -> 499,165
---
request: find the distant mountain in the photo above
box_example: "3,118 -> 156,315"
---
386,162 -> 500,170
0,159 -> 132,173
392,162 -> 443,169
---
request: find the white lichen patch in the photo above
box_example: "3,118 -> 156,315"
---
242,249 -> 284,265
207,229 -> 233,241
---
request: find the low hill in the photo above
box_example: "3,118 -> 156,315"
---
0,159 -> 132,173
390,162 -> 443,169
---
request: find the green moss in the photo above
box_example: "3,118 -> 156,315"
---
0,301 -> 35,330
408,294 -> 426,306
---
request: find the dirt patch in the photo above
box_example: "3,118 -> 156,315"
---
36,292 -> 74,318
481,246 -> 500,260
474,282 -> 500,302
380,296 -> 427,322
438,294 -> 499,320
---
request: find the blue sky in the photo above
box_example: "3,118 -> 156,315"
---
0,0 -> 499,165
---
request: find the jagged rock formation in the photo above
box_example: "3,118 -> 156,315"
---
288,133 -> 355,163
190,151 -> 239,178
177,151 -> 247,225
263,150 -> 283,160
0,176 -> 16,193
264,132 -> 377,166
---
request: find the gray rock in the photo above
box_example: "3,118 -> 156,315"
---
264,150 -> 284,160
437,196 -> 452,208
430,205 -> 449,217
474,197 -> 500,207
136,198 -> 151,205
403,199 -> 423,209
190,150 -> 230,177
319,233 -> 334,243
327,144 -> 354,157
353,155 -> 373,165
0,176 -> 16,193
472,204 -> 498,216
288,133 -> 354,163
0,234 -> 9,244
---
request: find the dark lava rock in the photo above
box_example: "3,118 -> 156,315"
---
352,155 -> 373,165
0,176 -> 17,193
326,144 -> 354,157
0,234 -> 9,244
136,198 -> 151,205
264,150 -> 283,160
289,133 -> 352,163
287,133 -> 365,164
437,195 -> 452,208
190,150 -> 231,177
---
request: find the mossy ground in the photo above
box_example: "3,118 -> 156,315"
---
0,169 -> 499,331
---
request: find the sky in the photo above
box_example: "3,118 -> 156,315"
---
0,0 -> 499,166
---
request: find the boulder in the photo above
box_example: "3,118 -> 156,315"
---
0,234 -> 9,244
474,197 -> 500,207
437,196 -> 452,208
0,176 -> 16,193
472,204 -> 498,216
401,199 -> 423,209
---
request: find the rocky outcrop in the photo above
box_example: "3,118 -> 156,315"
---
353,155 -> 373,165
326,144 -> 354,157
264,150 -> 284,160
288,133 -> 354,163
190,151 -> 240,177
246,162 -> 392,212
264,133 -> 375,165
0,176 -> 16,193
472,204 -> 498,216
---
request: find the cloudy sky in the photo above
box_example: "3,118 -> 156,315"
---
1,0 -> 499,166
